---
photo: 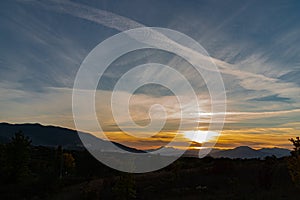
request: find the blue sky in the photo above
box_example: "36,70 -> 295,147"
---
1,0 -> 300,149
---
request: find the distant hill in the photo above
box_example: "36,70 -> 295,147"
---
168,146 -> 291,159
0,122 -> 144,153
210,146 -> 291,159
259,147 -> 291,158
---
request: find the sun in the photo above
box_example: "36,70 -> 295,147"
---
183,130 -> 218,144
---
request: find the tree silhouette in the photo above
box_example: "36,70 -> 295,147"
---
0,143 -> 5,181
289,137 -> 300,156
53,146 -> 76,179
4,131 -> 32,183
113,173 -> 136,200
287,137 -> 300,187
63,152 -> 76,175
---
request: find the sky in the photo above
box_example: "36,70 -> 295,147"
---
1,0 -> 300,150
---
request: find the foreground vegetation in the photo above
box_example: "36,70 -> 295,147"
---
0,133 -> 299,200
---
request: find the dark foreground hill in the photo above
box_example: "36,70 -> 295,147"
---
1,146 -> 298,200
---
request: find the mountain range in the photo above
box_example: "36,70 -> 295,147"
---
0,123 -> 291,158
209,146 -> 291,159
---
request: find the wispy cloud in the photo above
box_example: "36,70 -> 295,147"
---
22,0 -> 300,107
29,0 -> 143,31
1,0 -> 300,149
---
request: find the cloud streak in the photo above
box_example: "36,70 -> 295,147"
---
31,0 -> 143,31
1,0 -> 300,149
32,0 -> 300,106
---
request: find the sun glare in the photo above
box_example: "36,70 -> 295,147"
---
183,130 -> 218,143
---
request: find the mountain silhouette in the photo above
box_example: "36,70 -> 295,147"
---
210,146 -> 290,159
0,122 -> 144,153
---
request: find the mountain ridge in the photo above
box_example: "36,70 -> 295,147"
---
209,146 -> 291,159
0,122 -> 144,153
